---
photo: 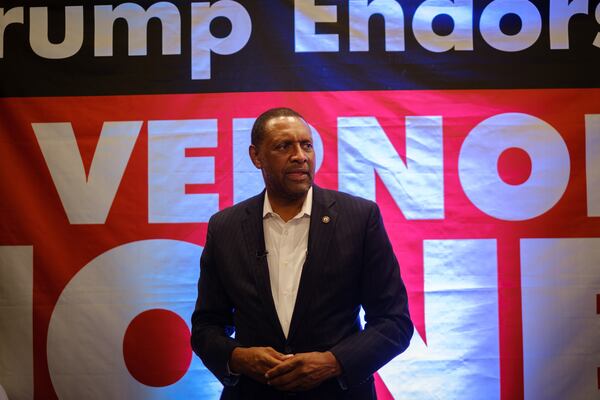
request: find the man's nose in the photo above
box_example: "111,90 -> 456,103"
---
290,143 -> 307,162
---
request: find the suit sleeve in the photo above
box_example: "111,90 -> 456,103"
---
329,202 -> 413,385
190,216 -> 241,385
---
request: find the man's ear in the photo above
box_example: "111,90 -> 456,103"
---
249,144 -> 262,169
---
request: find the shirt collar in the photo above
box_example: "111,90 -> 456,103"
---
263,186 -> 313,219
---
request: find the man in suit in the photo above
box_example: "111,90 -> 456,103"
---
191,107 -> 413,399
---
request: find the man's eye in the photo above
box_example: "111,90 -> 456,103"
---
276,143 -> 289,150
302,142 -> 313,150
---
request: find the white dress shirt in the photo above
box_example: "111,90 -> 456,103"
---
262,187 -> 312,338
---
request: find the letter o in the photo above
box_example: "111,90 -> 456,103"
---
47,240 -> 220,399
459,113 -> 570,220
480,0 -> 542,51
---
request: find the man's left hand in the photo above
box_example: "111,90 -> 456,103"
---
264,351 -> 342,391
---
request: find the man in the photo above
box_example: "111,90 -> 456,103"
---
191,107 -> 413,399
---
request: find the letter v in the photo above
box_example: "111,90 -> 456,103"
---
32,121 -> 142,224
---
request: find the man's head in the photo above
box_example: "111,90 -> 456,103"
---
249,107 -> 315,202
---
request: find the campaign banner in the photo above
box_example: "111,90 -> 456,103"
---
1,0 -> 598,96
1,1 -> 599,400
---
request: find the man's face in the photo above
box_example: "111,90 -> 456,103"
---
250,115 -> 315,201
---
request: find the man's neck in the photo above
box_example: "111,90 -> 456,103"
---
267,190 -> 309,222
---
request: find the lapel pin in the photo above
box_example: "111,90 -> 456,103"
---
322,215 -> 330,224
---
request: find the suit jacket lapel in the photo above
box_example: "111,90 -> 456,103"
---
287,186 -> 337,343
240,192 -> 286,342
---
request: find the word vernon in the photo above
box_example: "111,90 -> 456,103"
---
1,0 -> 599,80
31,112 -> 599,225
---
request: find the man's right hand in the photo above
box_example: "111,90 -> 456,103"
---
229,347 -> 292,384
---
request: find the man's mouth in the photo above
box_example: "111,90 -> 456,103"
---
286,170 -> 309,181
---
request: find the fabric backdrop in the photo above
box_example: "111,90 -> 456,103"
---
0,1 -> 599,399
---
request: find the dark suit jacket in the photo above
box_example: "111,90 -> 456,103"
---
191,186 -> 413,399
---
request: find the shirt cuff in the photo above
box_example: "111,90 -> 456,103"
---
223,361 -> 240,386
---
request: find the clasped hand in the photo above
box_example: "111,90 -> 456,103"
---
229,347 -> 341,391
